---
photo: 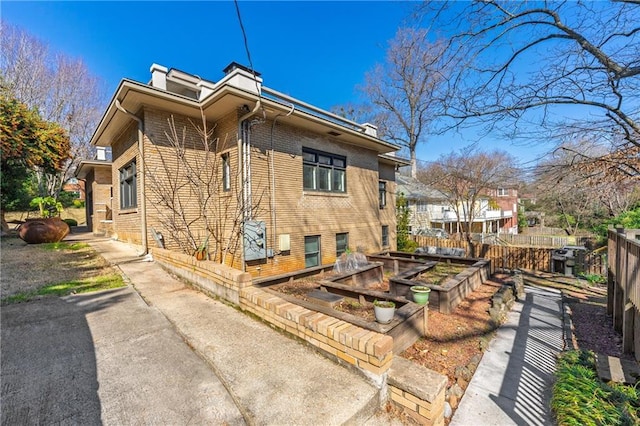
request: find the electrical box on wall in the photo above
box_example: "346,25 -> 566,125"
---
279,234 -> 291,251
244,221 -> 267,261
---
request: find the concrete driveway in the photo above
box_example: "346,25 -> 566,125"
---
1,286 -> 245,425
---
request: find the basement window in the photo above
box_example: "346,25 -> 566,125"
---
305,235 -> 321,268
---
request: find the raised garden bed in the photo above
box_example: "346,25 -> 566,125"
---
389,259 -> 491,314
255,262 -> 426,354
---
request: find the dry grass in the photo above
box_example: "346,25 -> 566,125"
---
4,207 -> 86,226
0,236 -> 116,299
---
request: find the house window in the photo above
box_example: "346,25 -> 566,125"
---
303,148 -> 346,193
381,225 -> 389,247
379,181 -> 386,209
416,201 -> 428,212
222,153 -> 231,191
336,233 -> 349,257
119,160 -> 137,209
305,235 -> 321,268
497,188 -> 508,197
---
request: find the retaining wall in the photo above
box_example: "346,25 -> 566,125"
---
152,250 -> 446,423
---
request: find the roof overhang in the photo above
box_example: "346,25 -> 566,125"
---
91,78 -> 401,155
379,154 -> 410,167
75,160 -> 112,179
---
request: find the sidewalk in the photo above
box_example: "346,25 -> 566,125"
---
86,237 -> 389,425
451,285 -> 565,426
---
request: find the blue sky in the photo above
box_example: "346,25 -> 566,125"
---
3,1 -> 554,167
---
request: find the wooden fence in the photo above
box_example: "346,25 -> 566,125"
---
608,228 -> 640,360
411,235 -> 607,275
496,233 -> 594,248
449,232 -> 595,249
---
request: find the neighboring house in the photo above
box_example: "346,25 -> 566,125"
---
75,147 -> 113,236
396,173 -> 450,235
87,62 -> 404,277
61,177 -> 85,201
396,173 -> 518,235
486,186 -> 519,234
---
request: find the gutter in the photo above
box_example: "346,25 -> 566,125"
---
115,100 -> 148,256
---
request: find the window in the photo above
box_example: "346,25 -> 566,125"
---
416,200 -> 428,212
119,160 -> 137,209
305,236 -> 321,268
381,225 -> 389,247
303,148 -> 346,193
379,181 -> 386,208
222,153 -> 231,191
497,188 -> 508,197
336,233 -> 349,257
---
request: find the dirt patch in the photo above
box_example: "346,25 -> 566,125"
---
1,235 -> 116,299
413,263 -> 468,285
271,274 -> 390,321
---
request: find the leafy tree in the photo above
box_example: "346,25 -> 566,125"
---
1,22 -> 106,193
396,192 -> 416,252
0,95 -> 70,230
593,207 -> 640,238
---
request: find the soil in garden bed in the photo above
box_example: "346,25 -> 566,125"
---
413,263 -> 468,285
270,274 -> 390,321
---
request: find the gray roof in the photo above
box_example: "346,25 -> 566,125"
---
395,174 -> 449,201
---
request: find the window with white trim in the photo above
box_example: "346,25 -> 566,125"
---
497,188 -> 508,197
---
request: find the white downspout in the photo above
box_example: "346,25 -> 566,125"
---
269,104 -> 294,260
115,100 -> 148,255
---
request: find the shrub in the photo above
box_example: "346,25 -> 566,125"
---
72,199 -> 85,208
63,218 -> 78,227
552,350 -> 639,425
57,190 -> 79,208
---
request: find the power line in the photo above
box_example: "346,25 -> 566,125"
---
233,0 -> 262,99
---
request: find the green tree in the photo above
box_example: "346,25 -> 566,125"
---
0,95 -> 70,230
396,192 -> 416,252
593,207 -> 640,239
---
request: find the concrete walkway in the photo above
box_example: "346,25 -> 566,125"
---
451,285 -> 565,426
86,237 -> 387,425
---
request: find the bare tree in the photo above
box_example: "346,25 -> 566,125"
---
418,0 -> 640,180
418,146 -> 519,251
0,22 -> 106,195
145,111 -> 264,266
533,141 -> 640,233
360,27 -> 452,178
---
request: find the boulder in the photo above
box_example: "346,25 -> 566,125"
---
18,218 -> 70,244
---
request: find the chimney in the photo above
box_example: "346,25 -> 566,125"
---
219,62 -> 262,95
150,63 -> 168,90
96,146 -> 107,161
362,123 -> 378,137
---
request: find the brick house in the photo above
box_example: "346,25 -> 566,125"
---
88,62 -> 404,277
75,147 -> 113,236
